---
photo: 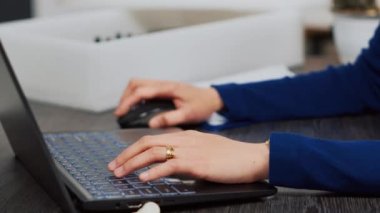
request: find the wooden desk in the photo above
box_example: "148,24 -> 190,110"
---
1,102 -> 379,212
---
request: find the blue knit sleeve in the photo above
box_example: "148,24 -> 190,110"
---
212,23 -> 380,193
213,23 -> 380,122
269,133 -> 380,194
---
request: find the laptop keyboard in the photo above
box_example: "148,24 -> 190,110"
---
44,132 -> 195,200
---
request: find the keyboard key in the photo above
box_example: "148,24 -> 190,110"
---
139,188 -> 160,197
92,193 -> 105,198
102,191 -> 123,197
132,183 -> 151,189
107,176 -> 124,181
164,178 -> 182,185
84,171 -> 100,176
148,179 -> 166,185
123,189 -> 142,197
88,177 -> 107,182
92,181 -> 110,186
172,185 -> 196,194
111,180 -> 129,185
104,194 -> 123,199
122,174 -> 138,179
82,183 -> 95,189
154,185 -> 178,195
117,185 -> 134,191
93,195 -> 106,200
87,188 -> 101,194
96,185 -> 117,191
127,177 -> 142,183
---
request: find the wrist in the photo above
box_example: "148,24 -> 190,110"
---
206,87 -> 224,112
258,142 -> 270,180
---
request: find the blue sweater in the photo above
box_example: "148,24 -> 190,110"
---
213,23 -> 380,194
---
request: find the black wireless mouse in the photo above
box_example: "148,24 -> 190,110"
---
117,99 -> 176,128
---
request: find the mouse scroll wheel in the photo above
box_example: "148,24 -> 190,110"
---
139,108 -> 162,118
152,108 -> 161,113
139,112 -> 148,118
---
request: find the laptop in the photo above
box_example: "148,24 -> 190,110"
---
0,41 -> 277,212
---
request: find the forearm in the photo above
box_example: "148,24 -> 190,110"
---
213,65 -> 369,122
213,24 -> 380,123
268,133 -> 380,194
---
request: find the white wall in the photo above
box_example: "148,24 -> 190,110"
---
33,0 -> 62,16
33,0 -> 333,28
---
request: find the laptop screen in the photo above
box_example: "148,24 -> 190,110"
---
0,41 -> 75,212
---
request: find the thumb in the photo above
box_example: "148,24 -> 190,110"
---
149,109 -> 189,128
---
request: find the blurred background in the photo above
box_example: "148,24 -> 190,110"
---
1,0 -> 379,60
0,0 -> 379,112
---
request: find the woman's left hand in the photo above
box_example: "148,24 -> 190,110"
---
108,130 -> 269,184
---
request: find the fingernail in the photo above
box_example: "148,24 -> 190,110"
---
114,167 -> 125,177
140,172 -> 149,182
108,160 -> 117,170
149,120 -> 158,128
150,118 -> 161,128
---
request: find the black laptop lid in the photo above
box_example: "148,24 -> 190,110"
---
0,41 -> 76,212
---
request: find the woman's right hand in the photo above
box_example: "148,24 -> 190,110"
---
114,79 -> 224,128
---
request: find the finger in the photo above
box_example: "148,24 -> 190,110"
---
115,84 -> 177,117
139,160 -> 183,182
113,146 -> 167,177
108,133 -> 181,170
119,79 -> 176,104
114,79 -> 141,114
149,108 -> 190,128
115,79 -> 162,115
114,92 -> 145,117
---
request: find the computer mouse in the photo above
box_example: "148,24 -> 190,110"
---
117,99 -> 176,128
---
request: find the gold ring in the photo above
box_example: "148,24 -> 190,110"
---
166,146 -> 175,160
